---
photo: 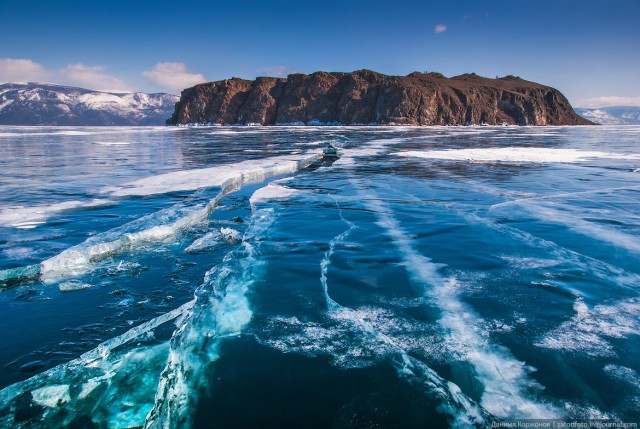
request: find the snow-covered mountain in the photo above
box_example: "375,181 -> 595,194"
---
0,83 -> 179,125
575,106 -> 640,125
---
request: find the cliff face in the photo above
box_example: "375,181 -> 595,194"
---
167,70 -> 592,126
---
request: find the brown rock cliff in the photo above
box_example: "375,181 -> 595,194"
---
167,70 -> 592,126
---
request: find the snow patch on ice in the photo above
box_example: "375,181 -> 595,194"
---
249,182 -> 301,206
393,147 -> 640,163
0,199 -> 111,229
604,364 -> 640,388
332,136 -> 411,166
537,297 -> 640,357
500,256 -> 562,269
260,308 -> 447,367
2,246 -> 36,260
562,402 -> 614,420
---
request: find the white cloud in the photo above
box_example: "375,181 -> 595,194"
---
59,63 -> 134,92
0,58 -> 136,92
143,62 -> 206,94
574,96 -> 640,108
434,24 -> 447,34
255,65 -> 290,78
0,58 -> 52,83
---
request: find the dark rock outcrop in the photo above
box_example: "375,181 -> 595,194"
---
168,70 -> 592,126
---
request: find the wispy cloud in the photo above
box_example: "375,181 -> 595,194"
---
255,65 -> 290,78
574,96 -> 640,108
59,63 -> 134,92
434,24 -> 447,34
0,58 -> 52,83
143,62 -> 206,94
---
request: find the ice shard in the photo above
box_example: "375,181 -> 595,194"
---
0,152 -> 322,285
145,205 -> 278,428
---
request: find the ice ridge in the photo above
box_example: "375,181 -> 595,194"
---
0,152 -> 322,284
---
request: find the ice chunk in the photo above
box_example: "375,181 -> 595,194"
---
0,301 -> 194,428
77,378 -> 101,400
0,264 -> 40,282
105,153 -> 320,197
146,208 -> 276,428
36,151 -> 321,282
249,183 -> 301,206
220,227 -> 241,243
184,230 -> 221,253
58,280 -> 92,292
31,384 -> 70,408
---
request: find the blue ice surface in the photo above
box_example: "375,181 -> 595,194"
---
0,125 -> 639,427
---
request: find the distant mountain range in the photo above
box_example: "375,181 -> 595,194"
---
0,83 -> 178,126
575,106 -> 640,125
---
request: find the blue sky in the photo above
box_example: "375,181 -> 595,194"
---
0,0 -> 638,107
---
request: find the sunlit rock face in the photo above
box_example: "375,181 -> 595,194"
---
168,70 -> 592,126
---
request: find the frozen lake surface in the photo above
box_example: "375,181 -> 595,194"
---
0,125 -> 639,427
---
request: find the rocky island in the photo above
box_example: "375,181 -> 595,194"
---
167,70 -> 592,126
